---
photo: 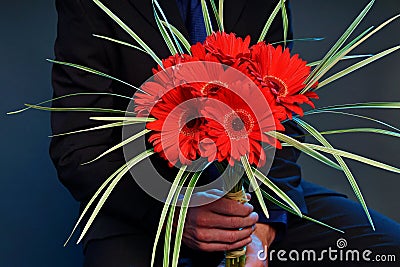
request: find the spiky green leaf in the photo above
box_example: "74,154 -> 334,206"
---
7,92 -> 131,115
317,46 -> 400,88
47,59 -> 145,92
82,129 -> 151,165
92,0 -> 163,66
93,34 -> 146,53
77,149 -> 155,244
23,104 -> 133,115
252,168 -> 302,217
304,0 -> 375,85
151,165 -> 188,267
200,0 -> 213,35
294,118 -> 374,230
241,156 -> 269,218
265,131 -> 342,170
258,0 -> 286,42
161,21 -> 192,53
171,171 -> 202,267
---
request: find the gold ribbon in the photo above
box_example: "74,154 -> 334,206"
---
224,188 -> 248,259
225,189 -> 248,203
225,247 -> 247,258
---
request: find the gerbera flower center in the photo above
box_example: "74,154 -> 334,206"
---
232,117 -> 245,131
263,75 -> 288,98
201,80 -> 228,95
224,109 -> 255,140
179,111 -> 202,137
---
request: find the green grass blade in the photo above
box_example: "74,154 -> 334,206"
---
306,54 -> 373,67
319,128 -> 400,138
310,102 -> 400,113
271,37 -> 325,46
64,162 -> 128,246
161,21 -> 192,53
250,181 -> 344,233
151,165 -> 188,267
152,1 -> 179,55
77,149 -> 155,244
82,129 -> 151,165
307,13 -> 400,89
302,26 -> 374,92
294,118 -> 375,230
92,0 -> 162,66
23,104 -> 133,115
89,116 -> 155,122
241,156 -> 269,218
265,131 -> 342,170
252,168 -> 302,217
50,121 -> 132,138
171,171 -> 202,267
163,174 -> 190,267
209,0 -> 223,32
218,0 -> 224,31
47,59 -> 145,93
302,110 -> 400,132
258,0 -> 286,42
304,14 -> 400,92
304,0 -> 375,85
280,0 -> 288,47
300,143 -> 400,174
163,171 -> 190,267
93,34 -> 147,53
154,0 -> 184,54
200,0 -> 213,36
317,45 -> 400,88
7,92 -> 132,115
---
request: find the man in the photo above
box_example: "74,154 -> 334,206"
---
50,0 -> 400,266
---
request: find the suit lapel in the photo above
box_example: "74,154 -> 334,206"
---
128,0 -> 190,41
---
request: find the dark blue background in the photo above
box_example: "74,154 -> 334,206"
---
1,1 -> 399,266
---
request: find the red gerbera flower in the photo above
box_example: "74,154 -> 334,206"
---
249,43 -> 318,119
173,60 -> 244,98
146,86 -> 205,166
152,53 -> 195,74
135,53 -> 200,117
190,42 -> 218,62
203,32 -> 251,65
200,84 -> 283,167
134,81 -> 170,117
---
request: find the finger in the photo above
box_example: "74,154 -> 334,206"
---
197,211 -> 259,229
209,197 -> 254,216
193,226 -> 255,243
246,193 -> 251,201
193,236 -> 252,252
205,189 -> 225,197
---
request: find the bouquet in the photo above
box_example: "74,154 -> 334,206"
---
9,0 -> 400,266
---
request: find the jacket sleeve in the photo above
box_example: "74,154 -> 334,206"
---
50,0 -> 163,239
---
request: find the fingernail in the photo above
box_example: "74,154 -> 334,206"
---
244,202 -> 253,211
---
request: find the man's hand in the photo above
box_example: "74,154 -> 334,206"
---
181,189 -> 258,252
245,223 -> 276,267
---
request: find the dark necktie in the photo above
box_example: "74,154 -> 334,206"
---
176,0 -> 208,44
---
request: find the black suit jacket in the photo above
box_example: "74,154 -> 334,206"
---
50,0 -> 337,247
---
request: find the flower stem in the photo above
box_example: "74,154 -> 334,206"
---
223,163 -> 247,267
